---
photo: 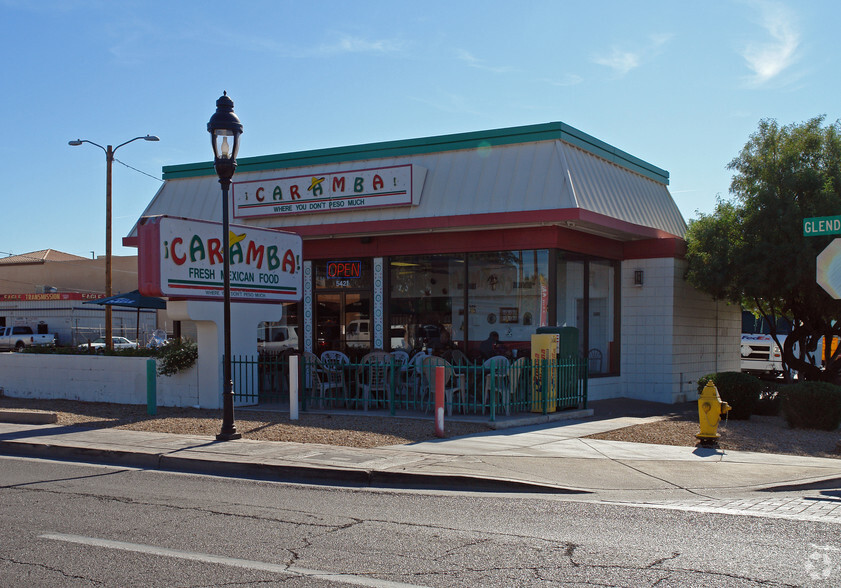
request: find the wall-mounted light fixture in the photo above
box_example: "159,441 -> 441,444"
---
634,270 -> 644,287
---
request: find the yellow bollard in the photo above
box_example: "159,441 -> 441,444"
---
696,380 -> 731,447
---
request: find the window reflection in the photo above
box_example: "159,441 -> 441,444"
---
466,250 -> 548,360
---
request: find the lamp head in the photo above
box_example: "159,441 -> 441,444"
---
68,140 -> 83,146
207,92 -> 243,161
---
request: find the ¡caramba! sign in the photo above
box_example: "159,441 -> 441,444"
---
231,164 -> 426,219
138,216 -> 302,302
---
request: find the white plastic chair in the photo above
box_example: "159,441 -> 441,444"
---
405,351 -> 428,409
510,356 -> 530,410
320,350 -> 350,404
389,350 -> 410,407
356,351 -> 393,410
303,351 -> 344,408
421,355 -> 466,416
482,355 -> 511,415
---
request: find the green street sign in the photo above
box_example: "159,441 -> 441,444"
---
804,215 -> 841,236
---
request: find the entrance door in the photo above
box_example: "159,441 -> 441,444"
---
315,291 -> 371,358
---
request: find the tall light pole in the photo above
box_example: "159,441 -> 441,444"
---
208,92 -> 243,441
69,135 -> 159,350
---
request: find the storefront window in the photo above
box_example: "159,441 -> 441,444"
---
315,259 -> 373,290
556,253 -> 618,376
556,255 -> 584,336
389,254 -> 464,354
588,260 -> 616,375
257,302 -> 300,354
467,250 -> 548,360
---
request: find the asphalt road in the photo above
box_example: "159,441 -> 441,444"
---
1,455 -> 839,587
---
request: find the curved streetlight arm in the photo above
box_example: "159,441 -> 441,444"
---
68,139 -> 106,152
114,135 -> 160,153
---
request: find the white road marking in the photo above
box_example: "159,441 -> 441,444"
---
40,533 -> 428,588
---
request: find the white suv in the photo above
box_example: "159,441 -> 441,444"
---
258,325 -> 299,352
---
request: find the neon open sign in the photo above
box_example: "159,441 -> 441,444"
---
327,261 -> 362,279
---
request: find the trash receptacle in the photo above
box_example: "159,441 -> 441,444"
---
531,327 -> 580,412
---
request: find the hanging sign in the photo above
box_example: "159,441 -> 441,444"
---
231,164 -> 426,219
138,216 -> 302,302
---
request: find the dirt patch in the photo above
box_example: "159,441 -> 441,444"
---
586,408 -> 841,459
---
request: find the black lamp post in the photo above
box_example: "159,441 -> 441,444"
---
68,135 -> 159,350
208,92 -> 243,441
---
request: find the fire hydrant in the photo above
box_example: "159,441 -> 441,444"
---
696,380 -> 731,447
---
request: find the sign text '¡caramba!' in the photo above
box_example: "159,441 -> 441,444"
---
164,233 -> 298,274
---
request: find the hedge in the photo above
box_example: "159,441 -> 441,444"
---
697,371 -> 761,420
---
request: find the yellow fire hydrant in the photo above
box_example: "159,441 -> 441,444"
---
696,380 -> 731,447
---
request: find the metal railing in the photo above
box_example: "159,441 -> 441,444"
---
232,353 -> 588,421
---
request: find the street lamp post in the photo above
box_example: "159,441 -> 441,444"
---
207,92 -> 243,441
69,135 -> 159,350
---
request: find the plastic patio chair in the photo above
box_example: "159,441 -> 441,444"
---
420,355 -> 466,416
356,351 -> 394,410
482,355 -> 511,416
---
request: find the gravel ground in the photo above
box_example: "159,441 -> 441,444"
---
0,397 -> 489,448
1,396 -> 839,457
587,408 -> 841,459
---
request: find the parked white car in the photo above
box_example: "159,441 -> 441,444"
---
258,325 -> 299,352
78,337 -> 139,351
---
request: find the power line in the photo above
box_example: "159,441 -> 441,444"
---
114,158 -> 163,183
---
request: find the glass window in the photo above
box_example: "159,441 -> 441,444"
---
257,302 -> 300,353
389,254 -> 464,354
556,255 -> 584,339
467,250 -> 549,361
587,260 -> 616,375
556,253 -> 618,375
315,259 -> 372,289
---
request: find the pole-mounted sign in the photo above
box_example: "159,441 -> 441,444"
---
804,215 -> 841,236
138,215 -> 302,303
817,238 -> 841,299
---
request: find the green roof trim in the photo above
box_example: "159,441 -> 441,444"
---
162,122 -> 669,185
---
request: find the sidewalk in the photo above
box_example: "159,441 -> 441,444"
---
1,408 -> 840,501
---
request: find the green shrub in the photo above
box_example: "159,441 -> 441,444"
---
696,371 -> 761,420
156,339 -> 198,377
780,382 -> 841,430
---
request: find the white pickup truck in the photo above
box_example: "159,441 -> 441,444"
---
0,326 -> 57,351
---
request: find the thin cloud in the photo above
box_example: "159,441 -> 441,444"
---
314,35 -> 404,56
592,33 -> 673,77
457,49 -> 514,74
740,0 -> 800,85
593,49 -> 640,76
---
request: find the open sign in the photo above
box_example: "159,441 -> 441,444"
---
327,261 -> 362,279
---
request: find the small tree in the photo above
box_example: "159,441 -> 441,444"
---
686,116 -> 841,382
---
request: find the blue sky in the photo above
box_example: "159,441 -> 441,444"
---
3,0 -> 838,259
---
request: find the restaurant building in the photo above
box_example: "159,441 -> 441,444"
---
128,122 -> 739,404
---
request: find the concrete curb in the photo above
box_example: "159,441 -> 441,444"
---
0,410 -> 58,425
0,439 -> 588,494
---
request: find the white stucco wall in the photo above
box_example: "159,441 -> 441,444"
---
616,258 -> 740,404
0,353 -> 199,408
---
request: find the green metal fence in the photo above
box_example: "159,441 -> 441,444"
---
232,353 -> 588,421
